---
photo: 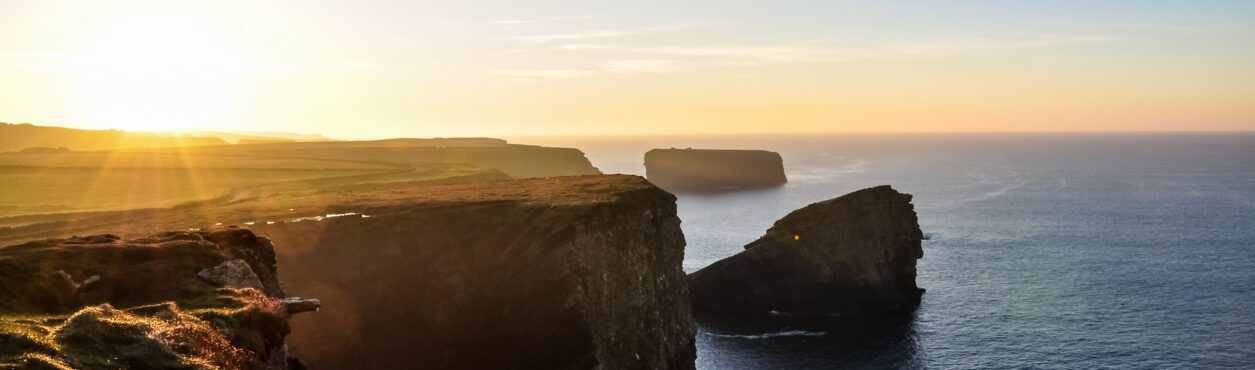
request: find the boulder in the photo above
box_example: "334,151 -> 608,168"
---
199,259 -> 267,291
687,185 -> 924,316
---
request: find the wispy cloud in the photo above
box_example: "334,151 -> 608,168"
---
512,22 -> 713,44
490,15 -> 598,25
603,59 -> 679,74
495,69 -> 597,79
557,43 -> 837,63
556,35 -> 1122,64
495,60 -> 680,80
491,19 -> 535,25
1105,23 -> 1255,35
494,30 -> 1123,80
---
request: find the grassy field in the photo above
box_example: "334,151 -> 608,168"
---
0,152 -> 403,217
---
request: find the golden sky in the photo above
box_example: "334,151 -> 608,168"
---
2,1 -> 1253,138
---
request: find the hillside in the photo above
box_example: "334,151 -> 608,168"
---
0,122 -> 227,152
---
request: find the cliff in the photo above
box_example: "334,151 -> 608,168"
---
247,175 -> 696,369
644,149 -> 786,192
687,185 -> 924,316
0,229 -> 317,369
0,175 -> 696,369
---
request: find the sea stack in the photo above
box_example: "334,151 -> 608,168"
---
644,149 -> 787,192
0,229 -> 316,369
687,185 -> 924,316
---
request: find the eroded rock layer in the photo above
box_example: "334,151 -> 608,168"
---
247,175 -> 696,369
687,185 -> 924,316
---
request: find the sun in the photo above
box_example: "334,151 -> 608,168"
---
72,12 -> 245,132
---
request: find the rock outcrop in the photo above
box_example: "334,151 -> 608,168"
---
644,149 -> 787,192
247,175 -> 696,369
0,228 -> 315,370
687,185 -> 924,316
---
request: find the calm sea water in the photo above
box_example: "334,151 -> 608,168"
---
519,133 -> 1255,369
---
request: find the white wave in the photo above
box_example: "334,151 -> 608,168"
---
833,158 -> 869,174
282,212 -> 370,223
787,158 -> 868,184
964,175 -> 1029,203
703,330 -> 827,339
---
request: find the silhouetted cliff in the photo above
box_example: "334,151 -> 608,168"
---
687,185 -> 924,316
644,149 -> 786,192
245,175 -> 695,369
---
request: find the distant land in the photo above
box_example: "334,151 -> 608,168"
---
0,122 -> 599,218
0,122 -> 331,152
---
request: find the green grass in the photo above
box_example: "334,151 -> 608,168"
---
0,291 -> 285,370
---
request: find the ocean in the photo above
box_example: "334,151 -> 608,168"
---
518,133 -> 1255,369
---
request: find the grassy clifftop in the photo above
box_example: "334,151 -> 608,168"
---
0,229 -> 304,370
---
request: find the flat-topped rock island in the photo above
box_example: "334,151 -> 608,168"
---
644,149 -> 787,192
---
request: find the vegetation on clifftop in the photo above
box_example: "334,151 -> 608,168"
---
0,230 -> 296,369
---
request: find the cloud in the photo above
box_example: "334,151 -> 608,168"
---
494,34 -> 1123,80
556,34 -> 1122,63
512,22 -> 713,44
494,60 -> 679,80
491,20 -> 535,25
1105,23 -> 1255,35
879,35 -> 1123,58
603,59 -> 679,74
490,15 -> 598,25
557,43 -> 838,63
495,69 -> 597,79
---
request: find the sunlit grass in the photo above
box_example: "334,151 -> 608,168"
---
1,289 -> 287,369
0,151 -> 397,217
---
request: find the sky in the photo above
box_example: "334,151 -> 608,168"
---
1,0 -> 1253,138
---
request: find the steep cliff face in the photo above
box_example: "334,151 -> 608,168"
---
687,185 -> 924,316
247,175 -> 696,369
644,149 -> 786,192
0,229 -> 315,370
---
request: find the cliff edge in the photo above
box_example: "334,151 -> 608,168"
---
644,149 -> 786,192
687,185 -> 923,316
247,175 -> 696,369
0,229 -> 317,370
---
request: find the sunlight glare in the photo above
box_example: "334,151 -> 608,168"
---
73,11 -> 247,132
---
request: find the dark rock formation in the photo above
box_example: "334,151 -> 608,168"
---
644,149 -> 787,192
687,185 -> 924,316
247,175 -> 696,369
0,228 -> 314,369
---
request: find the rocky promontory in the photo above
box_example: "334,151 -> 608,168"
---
687,185 -> 924,316
248,175 -> 695,369
0,228 -> 317,369
644,149 -> 787,192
